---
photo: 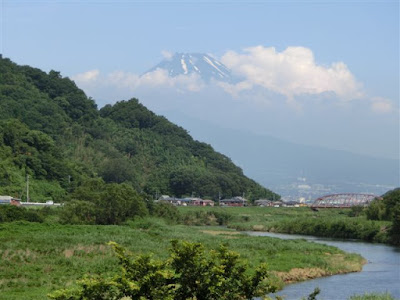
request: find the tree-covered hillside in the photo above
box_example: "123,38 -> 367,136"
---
0,57 -> 279,202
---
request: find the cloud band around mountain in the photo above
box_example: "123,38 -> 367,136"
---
220,46 -> 363,100
71,46 -> 395,114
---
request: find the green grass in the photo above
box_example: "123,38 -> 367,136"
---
0,218 -> 364,300
349,292 -> 396,300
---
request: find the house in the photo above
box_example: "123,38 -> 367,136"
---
254,199 -> 272,207
157,195 -> 183,206
271,201 -> 284,207
0,196 -> 21,206
191,198 -> 214,206
220,196 -> 248,207
283,200 -> 300,207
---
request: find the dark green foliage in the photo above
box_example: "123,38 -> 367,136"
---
366,188 -> 400,245
48,241 -> 275,300
0,205 -> 43,223
388,203 -> 400,245
60,200 -> 97,225
365,200 -> 386,221
151,202 -> 181,222
270,217 -> 385,242
348,205 -> 364,217
100,158 -> 137,184
366,188 -> 400,221
64,179 -> 148,225
0,120 -> 70,182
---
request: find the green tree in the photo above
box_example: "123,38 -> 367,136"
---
366,188 -> 400,223
96,183 -> 148,225
389,203 -> 400,245
70,179 -> 148,225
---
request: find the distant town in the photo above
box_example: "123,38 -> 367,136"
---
270,177 -> 394,204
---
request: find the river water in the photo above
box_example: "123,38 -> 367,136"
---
246,232 -> 400,300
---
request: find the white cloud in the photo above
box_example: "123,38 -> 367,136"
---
221,46 -> 363,100
161,50 -> 173,60
107,71 -> 140,90
370,97 -> 395,114
71,69 -> 100,83
72,68 -> 205,97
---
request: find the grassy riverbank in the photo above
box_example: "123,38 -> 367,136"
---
178,206 -> 391,243
0,218 -> 364,299
350,292 -> 396,300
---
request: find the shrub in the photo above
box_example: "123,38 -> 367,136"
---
0,205 -> 43,223
59,200 -> 97,225
48,241 -> 276,300
151,202 -> 181,223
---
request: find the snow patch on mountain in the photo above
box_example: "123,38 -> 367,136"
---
145,53 -> 232,82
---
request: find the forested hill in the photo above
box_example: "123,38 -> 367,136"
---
0,57 -> 278,202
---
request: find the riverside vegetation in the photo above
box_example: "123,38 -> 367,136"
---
0,214 -> 365,300
177,188 -> 400,246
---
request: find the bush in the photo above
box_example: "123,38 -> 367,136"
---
48,241 -> 276,300
0,205 -> 43,223
67,180 -> 149,225
151,202 -> 181,223
60,200 -> 97,225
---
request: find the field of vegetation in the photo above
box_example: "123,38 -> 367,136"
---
0,215 -> 365,300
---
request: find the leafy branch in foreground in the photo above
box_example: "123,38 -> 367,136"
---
48,240 -> 277,300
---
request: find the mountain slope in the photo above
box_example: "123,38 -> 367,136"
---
0,57 -> 277,201
145,53 -> 232,82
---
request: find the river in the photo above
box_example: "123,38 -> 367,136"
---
246,232 -> 400,300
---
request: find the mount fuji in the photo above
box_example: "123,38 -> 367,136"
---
145,53 -> 232,82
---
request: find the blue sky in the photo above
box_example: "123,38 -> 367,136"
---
1,0 -> 399,159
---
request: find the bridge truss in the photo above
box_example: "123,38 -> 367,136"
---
311,193 -> 381,208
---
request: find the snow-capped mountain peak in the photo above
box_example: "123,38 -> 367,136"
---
145,53 -> 232,82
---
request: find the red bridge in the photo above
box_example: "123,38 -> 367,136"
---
311,193 -> 381,209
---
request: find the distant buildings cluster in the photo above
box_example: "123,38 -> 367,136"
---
0,196 -> 21,206
0,196 -> 62,207
156,195 -> 215,206
156,195 -> 304,207
157,195 -> 252,207
254,199 -> 305,207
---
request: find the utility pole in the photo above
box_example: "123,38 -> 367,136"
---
26,175 -> 30,202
